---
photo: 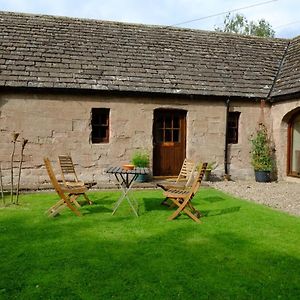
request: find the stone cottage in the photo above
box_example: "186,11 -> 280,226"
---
0,11 -> 300,188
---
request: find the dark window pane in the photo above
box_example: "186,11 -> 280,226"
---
157,116 -> 164,129
173,129 -> 180,142
156,129 -> 164,143
228,119 -> 237,128
100,127 -> 107,138
173,116 -> 180,128
227,128 -> 236,144
165,114 -> 172,128
92,126 -> 101,138
227,112 -> 240,144
91,108 -> 109,143
99,113 -> 108,126
165,129 -> 172,142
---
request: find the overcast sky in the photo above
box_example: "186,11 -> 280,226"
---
0,0 -> 299,38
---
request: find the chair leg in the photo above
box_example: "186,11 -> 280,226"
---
47,197 -> 81,217
83,193 -> 93,205
71,195 -> 81,208
47,199 -> 65,214
65,196 -> 82,216
48,203 -> 67,217
168,197 -> 201,223
70,193 -> 92,206
161,197 -> 170,207
182,207 -> 201,223
187,202 -> 202,218
168,198 -> 185,220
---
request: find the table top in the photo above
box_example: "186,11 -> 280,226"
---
106,166 -> 149,175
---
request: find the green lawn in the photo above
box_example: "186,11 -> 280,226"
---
0,188 -> 300,300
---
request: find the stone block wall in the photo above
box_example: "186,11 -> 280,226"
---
226,100 -> 272,180
0,91 -> 262,189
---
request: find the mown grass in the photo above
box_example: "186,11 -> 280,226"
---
0,188 -> 300,299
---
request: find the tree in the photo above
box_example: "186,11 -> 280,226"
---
215,13 -> 275,37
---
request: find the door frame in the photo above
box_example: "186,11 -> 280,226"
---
152,108 -> 187,176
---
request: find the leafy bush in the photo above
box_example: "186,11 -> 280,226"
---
250,123 -> 273,171
207,161 -> 218,171
131,150 -> 149,167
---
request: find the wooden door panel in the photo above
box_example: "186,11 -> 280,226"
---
153,109 -> 186,176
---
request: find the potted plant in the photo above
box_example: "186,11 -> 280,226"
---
204,161 -> 218,181
131,150 -> 150,182
250,123 -> 274,182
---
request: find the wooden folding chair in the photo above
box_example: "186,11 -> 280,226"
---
157,159 -> 196,206
58,155 -> 93,205
157,158 -> 196,191
44,157 -> 89,217
163,162 -> 208,223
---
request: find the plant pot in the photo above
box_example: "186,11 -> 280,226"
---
122,164 -> 134,171
135,174 -> 148,183
254,170 -> 271,182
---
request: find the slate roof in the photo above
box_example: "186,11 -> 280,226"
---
272,36 -> 300,98
0,11 -> 294,99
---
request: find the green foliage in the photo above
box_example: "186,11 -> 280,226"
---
207,161 -> 218,170
0,190 -> 300,299
131,150 -> 149,167
251,19 -> 275,37
250,123 -> 273,171
204,162 -> 218,181
197,161 -> 218,172
215,13 -> 275,37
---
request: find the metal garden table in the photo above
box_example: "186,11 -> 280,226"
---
106,166 -> 149,216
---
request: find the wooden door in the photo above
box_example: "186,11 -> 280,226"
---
153,109 -> 186,176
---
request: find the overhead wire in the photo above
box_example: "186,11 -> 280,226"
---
274,20 -> 300,29
169,0 -> 278,27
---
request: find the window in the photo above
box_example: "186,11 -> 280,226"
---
227,112 -> 240,144
91,108 -> 109,143
155,111 -> 181,143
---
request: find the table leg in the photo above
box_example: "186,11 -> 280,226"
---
112,173 -> 139,216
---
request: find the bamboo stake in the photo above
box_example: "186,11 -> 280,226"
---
10,132 -> 19,204
0,163 -> 4,205
16,139 -> 28,205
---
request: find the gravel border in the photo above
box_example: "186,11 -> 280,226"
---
208,181 -> 300,216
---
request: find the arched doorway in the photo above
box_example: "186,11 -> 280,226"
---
288,112 -> 300,177
152,108 -> 186,176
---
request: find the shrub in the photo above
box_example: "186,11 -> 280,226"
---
250,123 -> 273,171
131,150 -> 149,167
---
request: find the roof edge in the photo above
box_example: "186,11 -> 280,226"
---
0,10 -> 293,41
267,41 -> 291,99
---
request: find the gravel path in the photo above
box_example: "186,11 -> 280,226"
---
208,181 -> 300,216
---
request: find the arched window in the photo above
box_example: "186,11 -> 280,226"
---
288,113 -> 300,177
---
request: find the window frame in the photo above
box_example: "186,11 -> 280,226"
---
91,108 -> 110,144
227,111 -> 240,144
